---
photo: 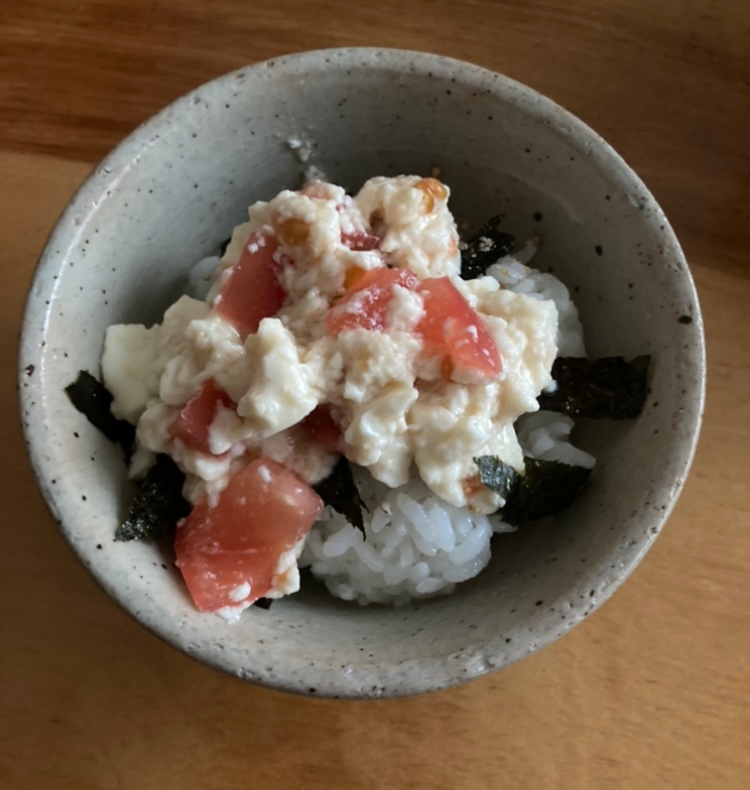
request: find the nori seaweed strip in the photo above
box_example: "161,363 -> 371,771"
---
538,356 -> 651,419
460,215 -> 515,280
501,458 -> 591,525
65,370 -> 135,461
115,454 -> 190,541
254,597 -> 273,610
219,237 -> 232,257
474,455 -> 591,526
313,457 -> 367,533
474,455 -> 520,500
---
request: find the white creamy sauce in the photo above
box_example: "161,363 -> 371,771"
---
102,174 -> 560,591
354,176 -> 461,279
265,539 -> 306,599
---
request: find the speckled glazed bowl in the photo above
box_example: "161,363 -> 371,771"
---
19,48 -> 704,698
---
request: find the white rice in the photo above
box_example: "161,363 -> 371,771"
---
517,411 -> 596,469
300,469 -> 514,606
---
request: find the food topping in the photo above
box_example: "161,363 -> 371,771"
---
169,379 -> 235,455
537,356 -> 650,419
115,454 -> 190,542
175,459 -> 323,619
216,231 -> 285,335
460,215 -> 516,280
100,176 -> 558,519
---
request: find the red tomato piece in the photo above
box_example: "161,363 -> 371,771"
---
327,267 -> 419,334
216,231 -> 285,334
341,230 -> 380,251
300,405 -> 342,453
169,380 -> 235,455
416,277 -> 502,382
175,459 -> 324,613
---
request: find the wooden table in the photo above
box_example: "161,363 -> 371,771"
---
2,2 -> 748,788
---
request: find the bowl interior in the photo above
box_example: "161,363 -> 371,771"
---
20,49 -> 704,697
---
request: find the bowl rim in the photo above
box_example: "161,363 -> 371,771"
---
18,46 -> 706,698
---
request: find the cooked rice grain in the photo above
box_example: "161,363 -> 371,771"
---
300,471 -> 514,605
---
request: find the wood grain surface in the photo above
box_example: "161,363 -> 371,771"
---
2,2 -> 748,788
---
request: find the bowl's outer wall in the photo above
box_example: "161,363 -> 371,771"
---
19,49 -> 704,697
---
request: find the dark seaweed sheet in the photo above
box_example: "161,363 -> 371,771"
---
313,457 -> 367,532
474,455 -> 519,500
538,356 -> 651,419
502,458 -> 591,525
460,215 -> 515,280
115,454 -> 190,541
474,455 -> 591,526
67,370 -> 190,542
65,370 -> 135,461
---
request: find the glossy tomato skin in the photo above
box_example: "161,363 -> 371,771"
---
175,459 -> 324,613
326,265 -> 501,382
169,380 -> 235,454
216,231 -> 285,334
326,267 -> 419,334
416,277 -> 502,382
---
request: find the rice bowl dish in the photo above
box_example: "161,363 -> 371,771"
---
20,48 -> 704,696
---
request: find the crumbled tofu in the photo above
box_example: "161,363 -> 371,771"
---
103,176 -> 558,517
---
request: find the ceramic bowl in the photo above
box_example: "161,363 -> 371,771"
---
19,48 -> 704,698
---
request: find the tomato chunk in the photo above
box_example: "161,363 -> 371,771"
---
175,459 -> 324,613
216,231 -> 285,334
300,405 -> 342,453
169,380 -> 235,455
327,267 -> 419,334
416,277 -> 502,382
341,230 -> 380,251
